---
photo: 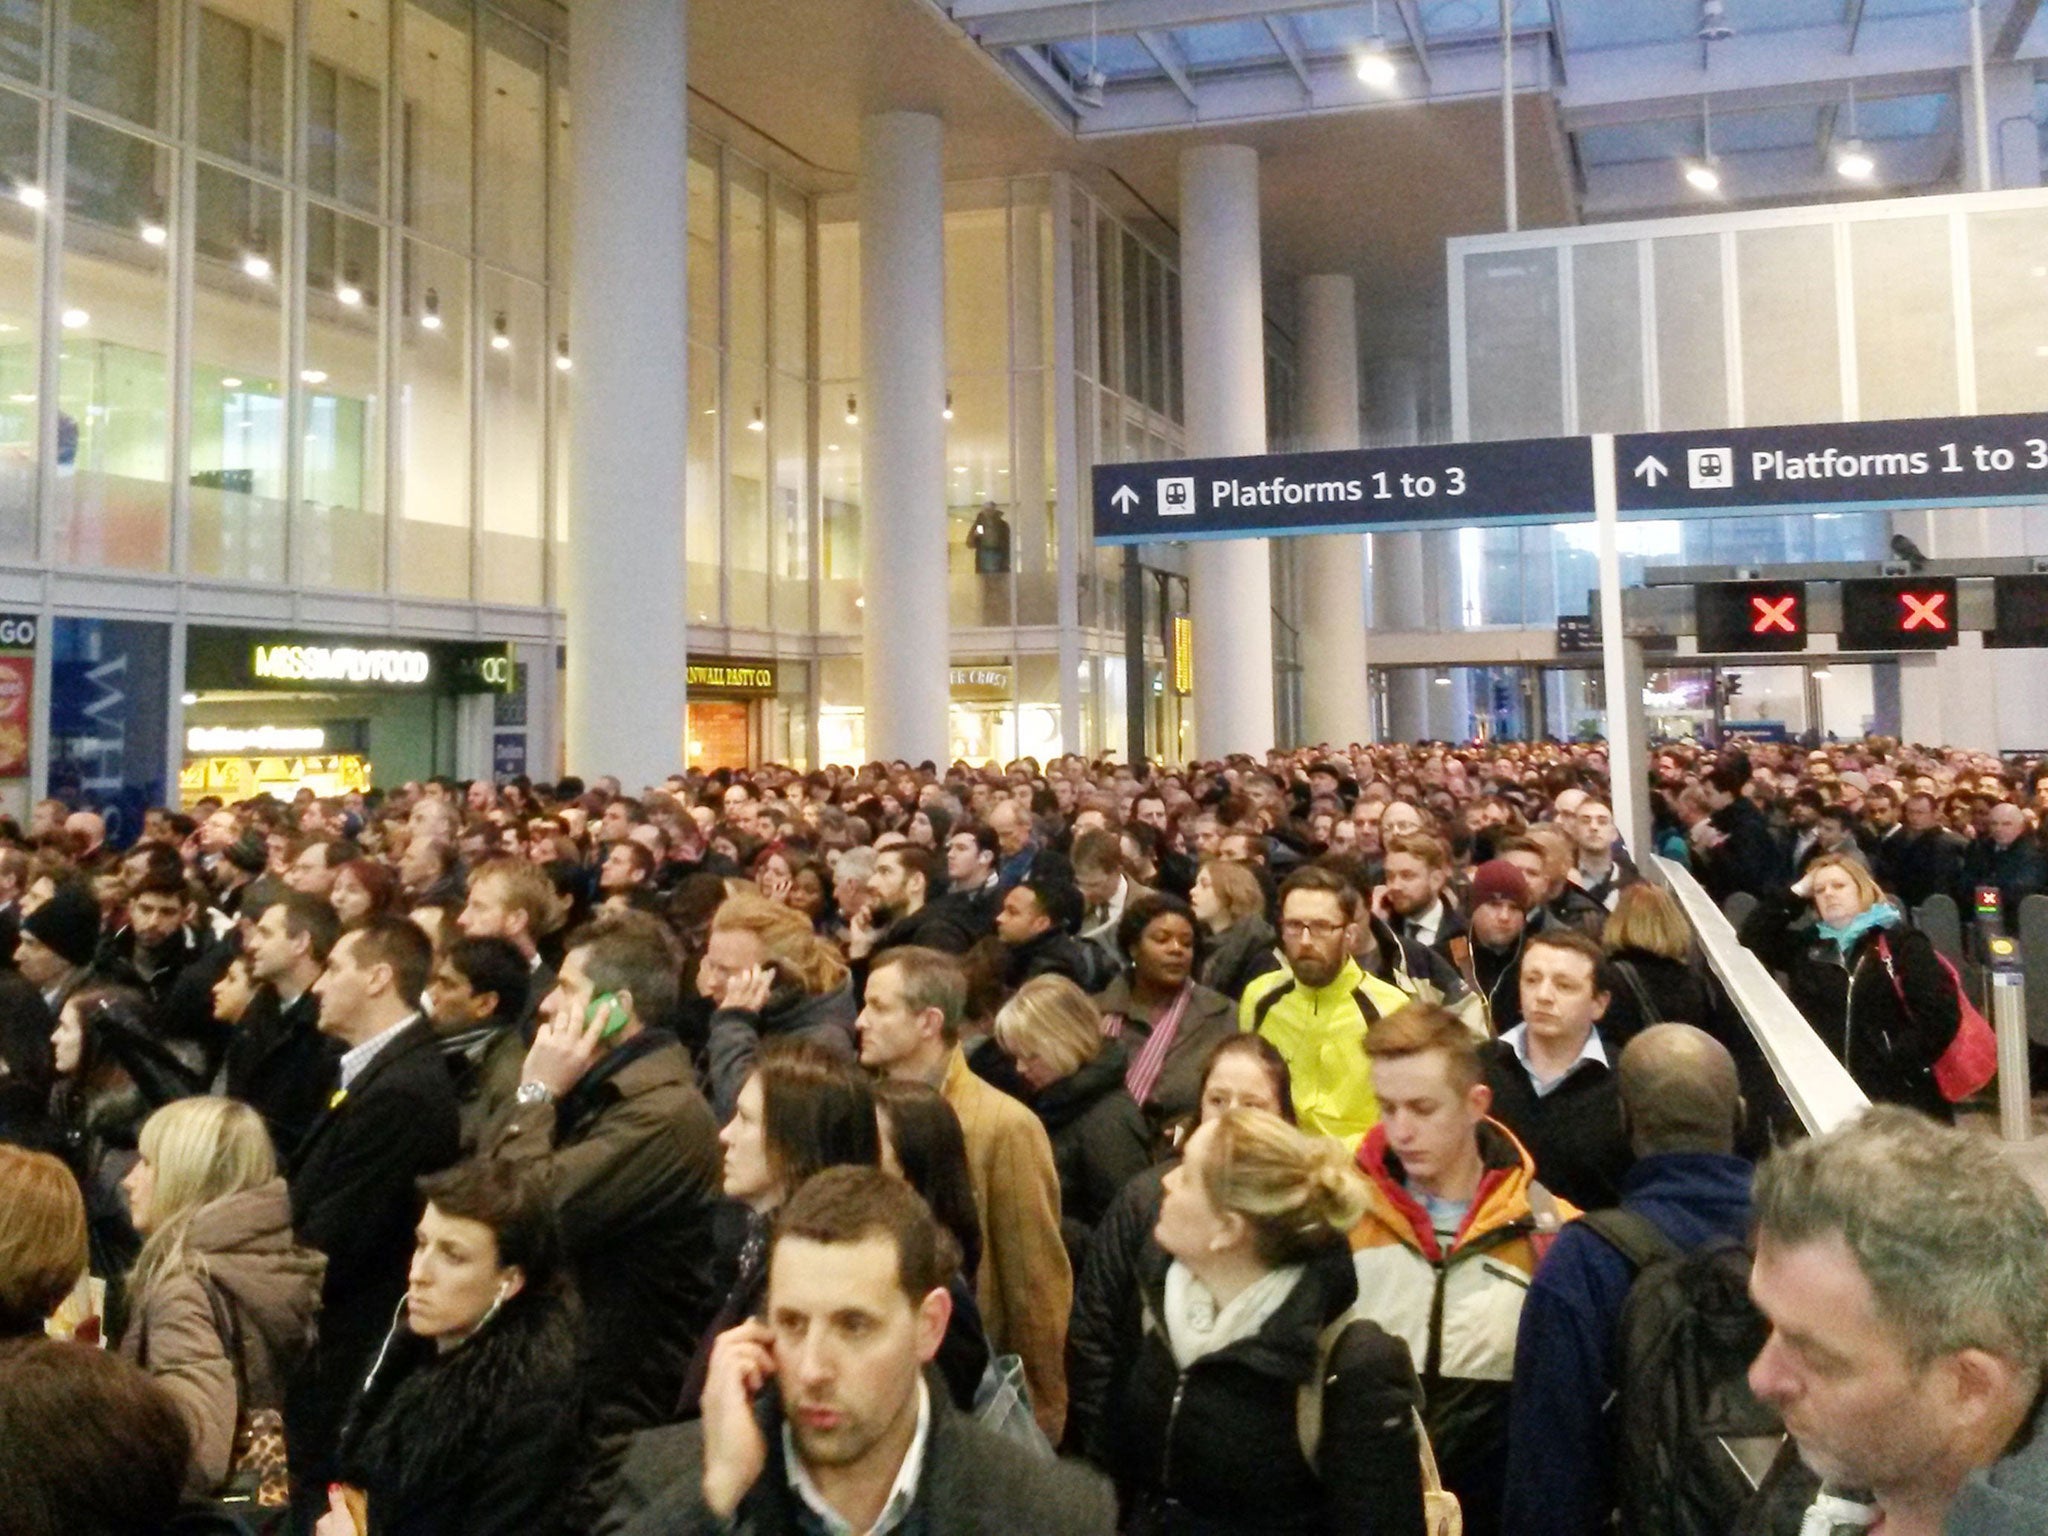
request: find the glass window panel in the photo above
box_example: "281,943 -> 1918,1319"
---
548,79 -> 568,284
69,0 -> 165,129
0,1 -> 41,85
1165,268 -> 1182,424
1572,240 -> 1644,434
688,137 -> 718,346
1121,231 -> 1143,406
948,371 -> 1011,630
769,369 -> 806,627
771,184 -> 804,373
1015,369 -> 1054,626
1463,248 -> 1561,440
300,205 -> 382,590
57,114 -> 169,571
190,162 -> 285,581
1967,207 -> 2048,415
818,383 -> 859,633
1146,252 -> 1167,414
197,1 -> 286,176
1010,190 -> 1045,373
686,340 -> 718,623
1653,234 -> 1726,431
1737,224 -> 1841,426
479,269 -> 543,603
947,204 -> 1007,375
727,355 -> 768,627
400,0 -> 470,248
306,0 -> 385,215
817,217 -> 856,382
1095,216 -> 1118,390
550,309 -> 567,568
396,238 -> 468,597
728,157 -> 766,361
1851,217 -> 1955,421
0,87 -> 37,558
1069,199 -> 1093,383
478,12 -> 545,275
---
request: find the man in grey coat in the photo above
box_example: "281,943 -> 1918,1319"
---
601,1166 -> 1115,1536
1746,1107 -> 2048,1536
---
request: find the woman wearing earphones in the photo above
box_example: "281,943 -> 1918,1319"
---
320,1159 -> 581,1536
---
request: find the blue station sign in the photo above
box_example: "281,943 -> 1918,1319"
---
1090,434 -> 1597,545
1615,412 -> 2048,519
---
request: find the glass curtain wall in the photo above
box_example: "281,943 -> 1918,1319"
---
0,0 -> 563,601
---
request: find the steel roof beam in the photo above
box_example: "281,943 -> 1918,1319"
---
1578,133 -> 1955,217
1264,13 -> 1314,97
1135,28 -> 1200,108
1844,0 -> 1869,54
1394,1 -> 1433,84
954,0 -> 1346,49
1988,0 -> 2042,58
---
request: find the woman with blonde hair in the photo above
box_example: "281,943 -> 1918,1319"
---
994,974 -> 1152,1261
1189,857 -> 1281,1001
1101,1107 -> 1426,1535
698,890 -> 858,1122
1597,882 -> 1717,1046
1738,849 -> 1960,1119
116,1096 -> 325,1497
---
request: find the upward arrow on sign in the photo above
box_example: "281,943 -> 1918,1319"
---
1634,456 -> 1669,487
1110,485 -> 1138,515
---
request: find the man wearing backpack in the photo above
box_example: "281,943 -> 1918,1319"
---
1350,1001 -> 1573,1536
1499,1024 -> 1757,1536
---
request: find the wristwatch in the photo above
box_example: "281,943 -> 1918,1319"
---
514,1081 -> 556,1108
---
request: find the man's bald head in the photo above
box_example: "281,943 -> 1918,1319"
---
1618,1023 -> 1742,1158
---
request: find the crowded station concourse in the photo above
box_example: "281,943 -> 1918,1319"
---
0,736 -> 2043,1535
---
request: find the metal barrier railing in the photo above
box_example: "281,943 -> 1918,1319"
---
1651,856 -> 1871,1137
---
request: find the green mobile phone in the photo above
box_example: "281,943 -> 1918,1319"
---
584,991 -> 629,1040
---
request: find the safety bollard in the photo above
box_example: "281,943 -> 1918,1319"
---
1987,936 -> 2034,1144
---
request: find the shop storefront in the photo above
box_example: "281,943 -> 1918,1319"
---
180,628 -> 516,807
686,658 -> 778,771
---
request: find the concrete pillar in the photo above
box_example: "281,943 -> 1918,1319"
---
1373,358 -> 1431,742
1297,275 -> 1370,748
1180,145 -> 1275,760
859,113 -> 949,765
566,0 -> 688,784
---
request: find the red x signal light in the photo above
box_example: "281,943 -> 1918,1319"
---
1899,591 -> 1948,631
1841,577 -> 1959,652
1750,595 -> 1798,634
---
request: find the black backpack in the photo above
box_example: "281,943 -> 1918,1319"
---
1579,1209 -> 1785,1536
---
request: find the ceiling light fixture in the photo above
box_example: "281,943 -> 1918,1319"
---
221,376 -> 241,388
241,251 -> 272,281
139,219 -> 167,246
1834,82 -> 1874,180
747,403 -> 765,432
554,334 -> 571,372
942,391 -> 954,421
1684,96 -> 1722,194
420,287 -> 443,331
336,266 -> 363,306
14,183 -> 42,209
844,394 -> 859,426
1355,2 -> 1397,88
300,368 -> 328,384
1697,0 -> 1734,42
1074,2 -> 1106,108
60,307 -> 88,329
490,311 -> 510,351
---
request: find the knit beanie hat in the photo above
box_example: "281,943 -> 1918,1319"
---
1468,858 -> 1531,910
23,880 -> 103,968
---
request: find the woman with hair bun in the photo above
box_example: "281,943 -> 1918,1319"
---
1103,1107 -> 1426,1536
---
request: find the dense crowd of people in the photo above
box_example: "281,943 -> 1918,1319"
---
0,733 -> 2043,1536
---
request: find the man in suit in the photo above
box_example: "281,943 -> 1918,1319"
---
286,916 -> 460,1518
225,893 -> 340,1163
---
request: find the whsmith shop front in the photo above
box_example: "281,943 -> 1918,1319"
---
180,629 -> 520,808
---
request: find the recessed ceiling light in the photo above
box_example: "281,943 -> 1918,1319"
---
1683,159 -> 1722,193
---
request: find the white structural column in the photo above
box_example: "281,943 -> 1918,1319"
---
1374,359 -> 1432,741
859,112 -> 949,765
565,0 -> 689,783
1180,145 -> 1275,760
1297,275 -> 1371,748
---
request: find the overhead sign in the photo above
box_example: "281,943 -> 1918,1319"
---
686,659 -> 778,695
1839,577 -> 1959,652
1989,575 -> 2048,649
187,628 -> 513,695
1555,614 -> 1599,655
1091,435 -> 1597,545
1616,412 -> 2048,518
253,643 -> 431,685
1697,580 -> 1809,654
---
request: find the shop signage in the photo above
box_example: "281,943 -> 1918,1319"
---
1615,411 -> 2048,518
186,726 -> 327,754
0,615 -> 37,649
179,753 -> 371,806
253,644 -> 431,685
187,629 -> 514,695
1171,616 -> 1193,695
949,665 -> 1013,701
1092,433 -> 1599,544
686,659 -> 778,695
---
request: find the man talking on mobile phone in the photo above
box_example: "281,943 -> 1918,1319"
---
609,1165 -> 1115,1536
487,909 -> 723,1455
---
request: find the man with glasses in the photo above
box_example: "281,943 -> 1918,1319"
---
1239,866 -> 1408,1144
